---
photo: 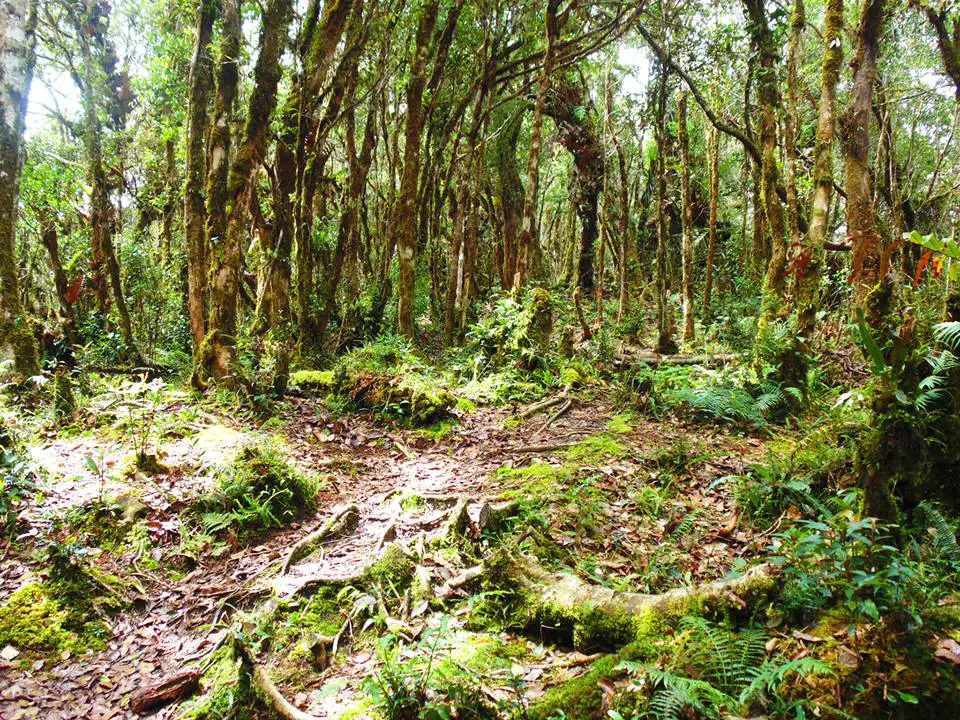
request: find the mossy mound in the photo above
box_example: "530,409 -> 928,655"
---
194,442 -> 319,537
288,369 -> 336,393
334,369 -> 456,426
0,581 -> 109,657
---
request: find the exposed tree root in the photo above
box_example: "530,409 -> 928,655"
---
281,504 -> 359,573
519,393 -> 569,419
504,556 -> 778,649
530,397 -> 573,440
506,441 -> 573,453
235,639 -> 322,720
614,351 -> 740,369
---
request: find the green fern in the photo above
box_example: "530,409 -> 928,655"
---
739,657 -> 833,706
934,321 -> 960,353
917,501 -> 960,565
644,668 -> 734,720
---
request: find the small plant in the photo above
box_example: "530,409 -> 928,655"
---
614,617 -> 832,720
770,490 -> 922,627
194,443 -> 318,538
1,435 -> 38,535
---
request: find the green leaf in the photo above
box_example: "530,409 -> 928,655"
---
83,456 -> 98,472
855,308 -> 887,375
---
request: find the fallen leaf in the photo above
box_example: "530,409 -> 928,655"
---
1,645 -> 20,661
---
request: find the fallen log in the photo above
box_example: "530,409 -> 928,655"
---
281,504 -> 359,574
130,669 -> 202,714
506,556 -> 778,650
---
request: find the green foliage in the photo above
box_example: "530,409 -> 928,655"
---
614,618 -> 832,720
1,435 -> 38,534
465,288 -> 555,374
195,443 -> 318,537
770,490 -> 923,626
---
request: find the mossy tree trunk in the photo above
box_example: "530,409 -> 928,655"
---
742,0 -> 788,324
515,0 -> 562,292
677,91 -> 695,343
183,0 -> 215,356
840,0 -> 888,313
394,0 -> 440,338
0,0 -> 40,380
703,125 -> 719,322
202,0 -> 292,384
495,106 -> 524,291
654,61 -> 677,355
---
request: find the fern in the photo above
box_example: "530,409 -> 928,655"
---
739,657 -> 833,706
917,501 -> 960,565
934,321 -> 960,354
644,667 -> 735,720
680,617 -> 766,695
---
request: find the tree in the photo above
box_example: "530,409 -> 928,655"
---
677,91 -> 695,342
0,0 -> 40,379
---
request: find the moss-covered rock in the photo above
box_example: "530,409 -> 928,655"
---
0,581 -> 108,658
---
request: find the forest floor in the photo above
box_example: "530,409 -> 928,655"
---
0,380 -> 769,719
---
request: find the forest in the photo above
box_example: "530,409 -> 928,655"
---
3,0 -> 960,716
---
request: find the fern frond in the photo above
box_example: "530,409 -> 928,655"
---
934,322 -> 960,354
739,657 -> 833,706
917,501 -> 960,565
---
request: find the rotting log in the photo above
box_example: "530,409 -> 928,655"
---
614,352 -> 740,370
130,669 -> 202,714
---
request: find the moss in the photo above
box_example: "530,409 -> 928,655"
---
364,542 -> 415,589
0,582 -> 108,657
455,397 -> 477,413
399,492 -> 425,512
565,434 -> 628,463
288,369 -> 335,392
176,644 -> 253,720
561,366 -> 583,389
606,413 -> 633,434
528,652 -> 628,720
414,418 -> 457,441
53,365 -> 76,418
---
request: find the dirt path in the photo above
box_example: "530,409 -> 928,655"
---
0,393 -> 765,719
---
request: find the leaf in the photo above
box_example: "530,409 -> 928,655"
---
855,308 -> 887,375
83,456 -> 99,472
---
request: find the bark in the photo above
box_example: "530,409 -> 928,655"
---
742,0 -> 788,322
184,0 -> 215,355
784,0 -> 804,252
515,0 -> 562,291
495,108 -> 524,290
677,92 -> 695,343
544,74 -> 604,294
654,62 -> 676,355
394,0 -> 441,338
0,0 -> 40,378
202,0 -> 241,365
202,0 -> 292,384
798,0 -> 842,342
75,3 -> 140,362
703,125 -> 719,321
610,78 -> 630,324
40,220 -> 77,347
912,2 -> 960,99
840,0 -> 887,307
294,0 -> 354,344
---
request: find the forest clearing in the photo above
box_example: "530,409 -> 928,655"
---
4,0 -> 960,717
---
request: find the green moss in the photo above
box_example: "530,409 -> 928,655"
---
455,397 -> 477,413
176,644 -> 253,720
288,369 -> 335,391
414,418 -> 457,441
0,582 -> 107,657
364,542 -> 415,589
528,653 -> 622,720
606,413 -> 634,434
565,434 -> 628,463
399,492 -> 425,512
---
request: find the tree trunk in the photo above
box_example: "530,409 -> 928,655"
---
184,0 -> 215,355
784,0 -> 804,252
200,0 -> 291,384
678,91 -> 695,343
0,0 -> 40,379
742,0 -> 788,322
40,220 -> 77,347
798,0 -> 842,341
703,125 -> 719,322
75,3 -> 140,363
654,62 -> 677,355
201,0 -> 241,372
495,107 -> 524,290
394,0 -> 440,338
515,0 -> 562,291
840,0 -> 887,310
